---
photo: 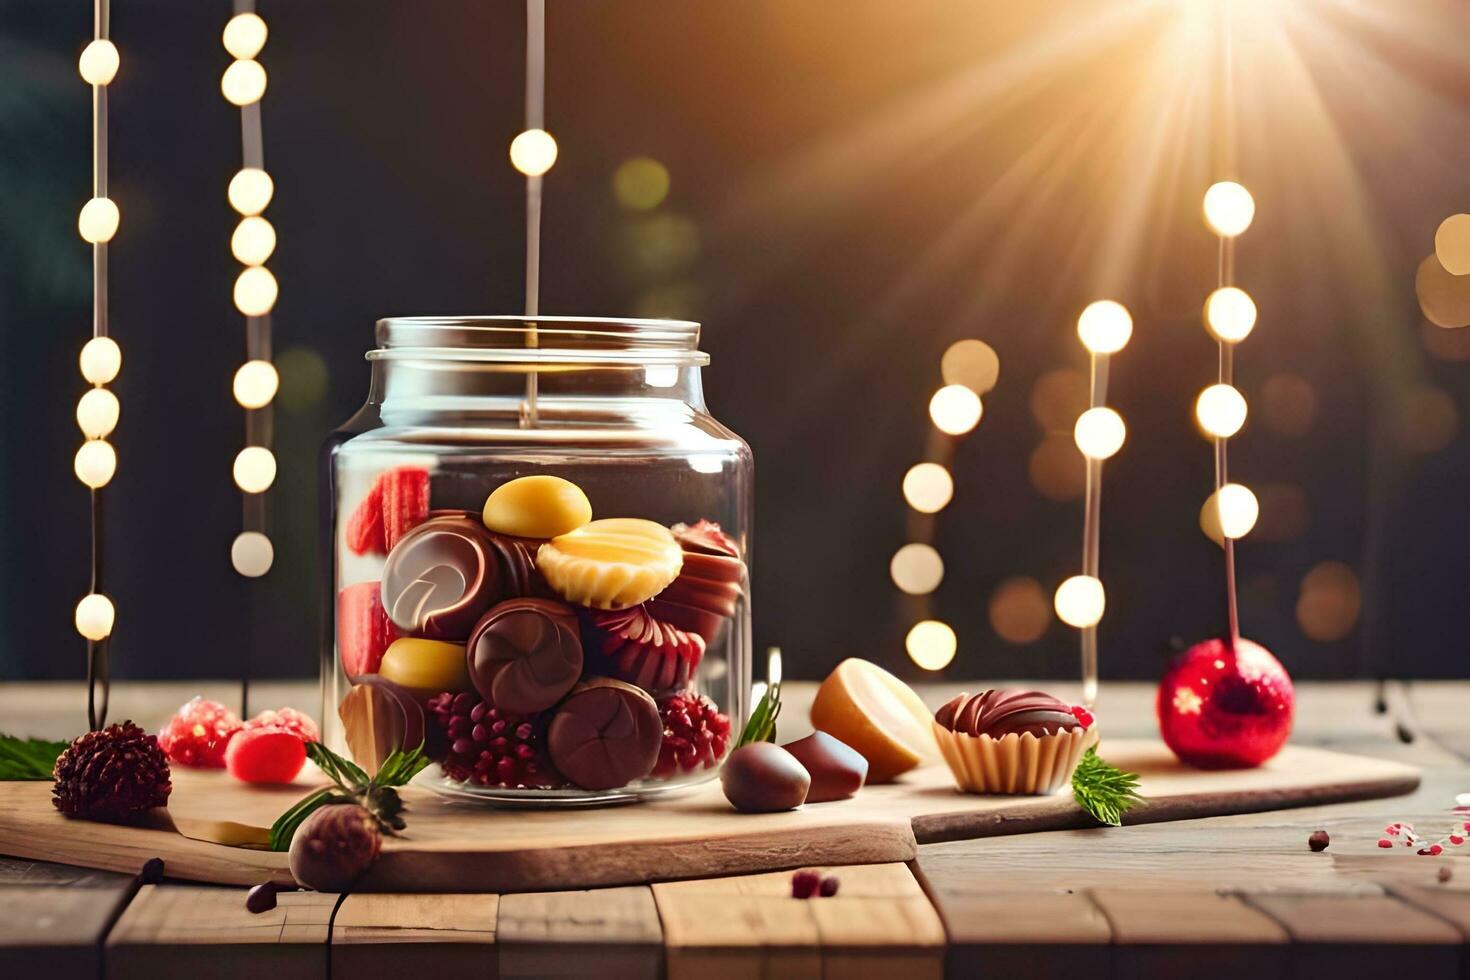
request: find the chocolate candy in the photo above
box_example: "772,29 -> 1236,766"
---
338,676 -> 426,776
378,637 -> 470,697
482,475 -> 592,539
781,732 -> 867,803
537,518 -> 683,609
934,690 -> 1083,739
647,520 -> 746,643
381,515 -> 508,640
721,742 -> 811,813
548,678 -> 662,790
467,598 -> 583,714
589,605 -> 704,694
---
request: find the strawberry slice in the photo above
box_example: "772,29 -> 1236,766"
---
339,581 -> 397,677
345,483 -> 385,555
381,467 -> 430,552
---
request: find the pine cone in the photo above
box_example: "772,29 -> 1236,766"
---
53,721 -> 172,822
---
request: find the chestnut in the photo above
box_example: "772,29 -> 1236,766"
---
721,742 -> 810,813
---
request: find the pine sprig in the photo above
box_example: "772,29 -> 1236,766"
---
0,733 -> 72,780
267,741 -> 429,851
1071,747 -> 1143,827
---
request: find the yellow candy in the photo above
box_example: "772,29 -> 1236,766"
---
379,637 -> 470,695
536,518 -> 683,610
483,475 -> 593,539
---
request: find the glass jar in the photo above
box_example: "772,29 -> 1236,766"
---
321,316 -> 752,805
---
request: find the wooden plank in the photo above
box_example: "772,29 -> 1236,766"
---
0,884 -> 133,976
332,892 -> 498,979
106,884 -> 336,980
0,853 -> 130,886
497,886 -> 661,979
1247,892 -> 1463,977
655,863 -> 944,980
1093,888 -> 1289,978
1393,884 -> 1470,938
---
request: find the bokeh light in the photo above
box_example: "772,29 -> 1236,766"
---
228,168 -> 274,216
1416,254 -> 1470,328
222,13 -> 268,60
1254,484 -> 1310,542
233,446 -> 277,493
77,197 -> 119,244
233,360 -> 279,409
906,620 -> 957,671
988,577 -> 1050,645
221,58 -> 267,106
1030,368 -> 1090,432
1203,181 -> 1255,237
1054,574 -> 1105,628
613,157 -> 670,211
231,531 -> 274,578
1391,384 -> 1458,453
890,543 -> 944,595
1076,300 -> 1132,355
1073,406 -> 1126,460
510,128 -> 558,177
1214,483 -> 1259,540
276,346 -> 329,411
941,339 -> 1000,394
623,213 -> 700,277
1296,561 -> 1361,642
233,266 -> 278,316
929,384 -> 983,435
1435,214 -> 1470,276
79,336 -> 121,384
231,216 -> 276,266
902,462 -> 953,513
76,388 -> 120,439
74,439 -> 116,489
1204,286 -> 1257,343
78,39 -> 119,86
1259,374 -> 1317,438
1422,320 -> 1470,362
74,593 -> 115,641
1028,434 -> 1086,501
1195,383 -> 1248,438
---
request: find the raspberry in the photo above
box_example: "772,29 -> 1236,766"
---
158,697 -> 242,768
380,467 -> 430,553
592,605 -> 705,694
652,692 -> 732,778
243,708 -> 319,744
427,691 -> 562,789
338,582 -> 397,677
791,870 -> 820,899
226,728 -> 308,784
345,483 -> 385,555
1071,706 -> 1095,728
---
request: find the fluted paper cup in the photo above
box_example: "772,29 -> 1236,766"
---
931,722 -> 1096,795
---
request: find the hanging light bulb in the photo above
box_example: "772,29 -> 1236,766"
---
221,58 -> 267,106
76,388 -> 120,439
231,531 -> 274,577
902,462 -> 953,514
74,592 -> 115,641
1073,406 -> 1127,460
233,266 -> 278,316
78,39 -> 119,86
222,13 -> 268,60
1203,181 -> 1255,237
74,439 -> 117,489
1054,574 -> 1106,628
1195,383 -> 1248,438
233,446 -> 277,493
227,168 -> 274,215
1076,300 -> 1133,355
79,336 -> 121,384
233,360 -> 279,409
231,216 -> 276,266
1213,483 -> 1259,539
928,384 -> 983,435
905,620 -> 957,671
509,129 -> 558,176
1204,287 -> 1257,343
77,197 -> 119,244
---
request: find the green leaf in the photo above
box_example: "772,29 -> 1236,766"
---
372,745 -> 429,789
306,741 -> 369,792
267,787 -> 348,852
735,682 -> 782,749
1071,747 -> 1144,827
0,733 -> 72,780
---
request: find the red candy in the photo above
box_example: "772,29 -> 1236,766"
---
226,727 -> 308,784
338,581 -> 397,677
791,869 -> 820,899
344,467 -> 430,556
244,707 -> 319,744
593,605 -> 705,693
158,697 -> 242,768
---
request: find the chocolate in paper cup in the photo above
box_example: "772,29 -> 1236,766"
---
932,722 -> 1095,795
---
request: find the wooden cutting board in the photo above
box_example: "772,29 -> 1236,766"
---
0,740 -> 1417,892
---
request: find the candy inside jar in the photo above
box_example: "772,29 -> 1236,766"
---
322,316 -> 752,804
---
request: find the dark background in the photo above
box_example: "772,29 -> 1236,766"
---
4,0 -> 1469,684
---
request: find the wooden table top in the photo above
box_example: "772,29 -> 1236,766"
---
3,678 -> 1469,978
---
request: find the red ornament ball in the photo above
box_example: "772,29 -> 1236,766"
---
1156,637 -> 1294,768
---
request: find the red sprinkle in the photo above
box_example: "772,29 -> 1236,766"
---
791,870 -> 821,899
819,875 -> 840,898
1451,836 -> 1465,846
1378,839 -> 1393,848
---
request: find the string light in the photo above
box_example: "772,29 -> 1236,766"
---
928,384 -> 983,435
902,462 -> 953,514
510,128 -> 558,177
1203,181 -> 1255,237
223,6 -> 278,592
74,1 -> 119,728
1059,300 -> 1131,706
889,543 -> 944,595
1204,286 -> 1256,342
905,620 -> 957,671
1194,383 -> 1248,438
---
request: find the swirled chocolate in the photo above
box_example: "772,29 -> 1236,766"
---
381,515 -> 508,640
934,690 -> 1084,739
467,598 -> 583,714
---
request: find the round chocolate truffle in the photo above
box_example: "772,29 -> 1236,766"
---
548,678 -> 662,791
935,689 -> 1082,739
721,742 -> 811,813
468,598 -> 583,714
381,515 -> 508,640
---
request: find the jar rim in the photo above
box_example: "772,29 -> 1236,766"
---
370,316 -> 707,366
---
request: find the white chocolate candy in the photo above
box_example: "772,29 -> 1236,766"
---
537,518 -> 682,610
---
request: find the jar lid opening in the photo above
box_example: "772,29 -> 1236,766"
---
371,315 -> 706,366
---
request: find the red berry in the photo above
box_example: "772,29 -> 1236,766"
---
345,484 -> 385,555
244,708 -> 319,743
428,692 -> 562,789
1070,706 -> 1095,728
226,728 -> 307,783
652,692 -> 732,779
791,870 -> 820,899
158,697 -> 242,768
338,582 -> 397,677
1378,839 -> 1393,848
380,467 -> 430,553
819,875 -> 840,897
